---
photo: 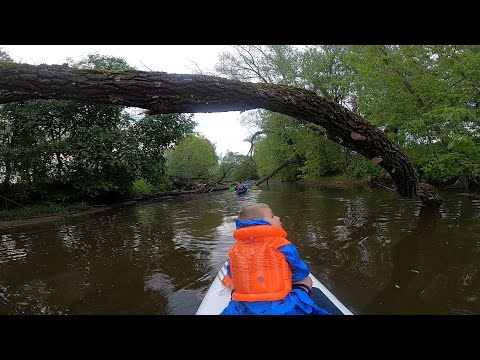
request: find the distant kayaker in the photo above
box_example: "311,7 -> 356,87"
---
235,182 -> 247,192
219,203 -> 331,315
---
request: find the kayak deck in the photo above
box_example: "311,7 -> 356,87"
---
196,261 -> 353,315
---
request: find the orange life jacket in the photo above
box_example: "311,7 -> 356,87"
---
228,225 -> 292,302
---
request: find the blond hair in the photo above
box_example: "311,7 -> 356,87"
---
238,203 -> 270,220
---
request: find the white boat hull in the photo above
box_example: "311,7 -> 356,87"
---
196,261 -> 353,315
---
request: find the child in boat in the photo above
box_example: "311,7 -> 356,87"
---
220,203 -> 331,315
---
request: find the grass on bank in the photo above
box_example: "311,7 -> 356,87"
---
0,202 -> 90,221
131,179 -> 156,197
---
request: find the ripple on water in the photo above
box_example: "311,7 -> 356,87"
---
0,234 -> 27,264
1,183 -> 478,315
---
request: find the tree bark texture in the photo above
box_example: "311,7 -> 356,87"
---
0,63 -> 442,205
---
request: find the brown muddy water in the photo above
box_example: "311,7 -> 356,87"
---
1,183 -> 479,315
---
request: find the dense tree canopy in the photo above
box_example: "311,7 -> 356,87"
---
0,60 -> 444,205
165,134 -> 218,188
0,53 -> 196,206
6,45 -> 479,206
216,45 -> 479,198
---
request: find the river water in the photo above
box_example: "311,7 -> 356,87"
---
1,183 -> 479,315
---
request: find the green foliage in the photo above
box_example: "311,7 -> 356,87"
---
294,125 -> 344,179
254,113 -> 302,181
165,134 -> 219,187
69,53 -> 133,71
253,137 -> 299,182
131,178 -> 155,197
227,162 -> 255,182
345,45 -> 480,184
215,46 -> 359,183
133,113 -> 196,187
300,45 -> 356,106
2,43 -> 480,212
0,50 -> 196,205
214,151 -> 258,183
422,151 -> 479,184
406,136 -> 480,184
215,44 -> 480,186
346,155 -> 389,181
231,157 -> 258,182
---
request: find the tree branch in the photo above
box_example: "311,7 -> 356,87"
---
0,62 -> 442,205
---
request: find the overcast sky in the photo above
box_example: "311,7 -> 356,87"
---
0,45 -> 254,157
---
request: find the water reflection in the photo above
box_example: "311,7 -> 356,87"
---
1,234 -> 27,264
0,185 -> 479,314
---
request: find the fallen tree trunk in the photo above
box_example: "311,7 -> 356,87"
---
131,184 -> 231,201
0,63 -> 442,205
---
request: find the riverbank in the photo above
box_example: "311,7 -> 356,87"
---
3,178 -> 476,229
0,184 -> 231,229
0,178 -> 429,229
0,205 -> 114,229
297,176 -> 371,188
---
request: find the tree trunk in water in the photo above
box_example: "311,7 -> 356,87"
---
0,63 -> 442,205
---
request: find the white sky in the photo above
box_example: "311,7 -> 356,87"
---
0,45 -> 254,157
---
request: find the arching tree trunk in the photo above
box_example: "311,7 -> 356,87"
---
0,63 -> 442,205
